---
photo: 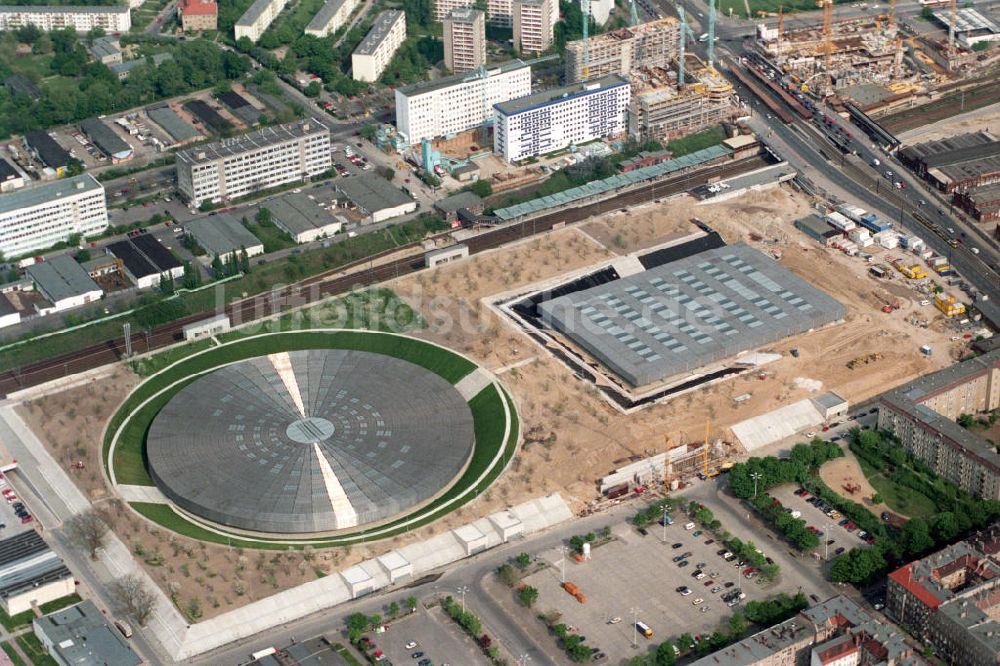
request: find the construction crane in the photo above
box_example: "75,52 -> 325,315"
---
677,5 -> 687,90
707,0 -> 716,68
629,0 -> 639,26
888,0 -> 896,32
581,0 -> 591,79
819,0 -> 833,96
703,418 -> 711,478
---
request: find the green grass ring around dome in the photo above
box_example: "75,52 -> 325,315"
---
103,330 -> 517,549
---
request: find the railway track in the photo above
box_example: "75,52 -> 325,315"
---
0,155 -> 768,397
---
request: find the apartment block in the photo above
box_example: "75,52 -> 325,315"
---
487,0 -> 512,25
877,348 -> 1000,500
352,10 -> 406,82
234,0 -> 288,42
689,596 -> 925,666
444,7 -> 486,73
175,119 -> 331,207
0,5 -> 131,33
493,74 -> 630,162
628,66 -> 735,143
512,0 -> 555,54
0,174 -> 107,258
304,0 -> 358,37
886,525 -> 1000,666
395,59 -> 532,144
179,0 -> 217,31
565,18 -> 680,83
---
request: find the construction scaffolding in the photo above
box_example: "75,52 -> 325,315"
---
628,61 -> 735,143
564,17 -> 680,83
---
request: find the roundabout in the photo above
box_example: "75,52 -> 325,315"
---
104,330 -> 518,547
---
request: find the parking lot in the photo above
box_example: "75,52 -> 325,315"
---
370,605 -> 482,666
524,517 -> 818,658
767,484 -> 871,555
0,471 -> 36,538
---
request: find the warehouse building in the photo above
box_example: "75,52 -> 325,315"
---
266,193 -> 344,243
146,104 -> 201,143
0,174 -> 108,258
0,5 -> 131,33
234,0 -> 288,41
183,99 -> 231,134
176,119 -> 330,207
886,525 -> 1000,666
795,214 -> 841,244
26,255 -> 103,313
179,0 -> 217,31
86,36 -> 122,65
444,7 -> 486,73
512,0 -> 555,54
22,131 -> 71,176
352,10 -> 406,82
106,234 -> 184,289
34,600 -> 142,666
109,52 -> 172,81
0,532 -> 74,617
185,213 -> 264,260
216,91 -> 261,126
395,60 -> 532,144
336,177 -> 416,223
565,18 -> 680,83
305,0 -> 358,36
0,158 -> 24,193
434,191 -> 484,225
877,348 -> 1000,500
954,182 -> 1000,222
493,74 -> 630,162
80,118 -> 133,163
537,243 -> 846,387
899,132 -> 1000,193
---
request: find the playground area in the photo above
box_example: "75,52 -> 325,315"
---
818,449 -> 897,518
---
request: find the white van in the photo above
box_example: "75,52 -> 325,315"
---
684,522 -> 696,530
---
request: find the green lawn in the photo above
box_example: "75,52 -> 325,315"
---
333,644 -> 364,666
1,642 -> 27,666
127,382 -> 518,549
108,323 -> 474,486
15,634 -> 57,666
129,339 -> 216,378
855,455 -> 939,519
242,219 -> 296,253
666,126 -> 727,158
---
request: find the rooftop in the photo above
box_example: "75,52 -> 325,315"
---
236,0 -> 281,27
176,119 -> 327,165
106,240 -> 157,280
26,256 -> 102,304
899,132 -> 999,168
446,6 -> 484,22
336,175 -> 414,213
0,174 -> 102,216
33,601 -> 141,666
4,75 -> 41,100
354,10 -> 405,56
932,7 -> 1000,34
23,131 -> 70,169
0,157 -> 18,182
181,0 -> 217,15
266,193 -> 337,235
435,191 -> 482,213
0,4 -> 128,13
495,74 -> 628,116
80,118 -> 132,158
185,213 -> 263,257
537,243 -> 846,387
87,36 -> 120,60
0,532 -> 71,602
147,104 -> 201,142
306,0 -> 353,31
109,53 -> 172,77
396,59 -> 531,97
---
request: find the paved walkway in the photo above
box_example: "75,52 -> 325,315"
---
118,485 -> 168,504
455,369 -> 494,401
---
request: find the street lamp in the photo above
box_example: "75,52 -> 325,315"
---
456,585 -> 469,613
631,607 -> 642,648
750,472 -> 762,498
662,505 -> 670,544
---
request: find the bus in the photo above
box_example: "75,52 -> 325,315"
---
635,621 -> 653,639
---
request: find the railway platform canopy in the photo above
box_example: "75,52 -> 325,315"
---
493,144 -> 732,221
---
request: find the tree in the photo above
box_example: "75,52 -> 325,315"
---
303,81 -> 321,97
387,601 -> 400,617
346,612 -> 368,642
110,574 -> 156,625
210,253 -> 224,277
465,179 -> 493,198
239,248 -> 250,274
655,640 -> 676,666
360,124 -> 377,141
901,517 -> 934,556
830,547 -> 886,583
514,552 -> 531,569
368,613 -> 381,629
517,585 -> 538,607
931,512 -> 960,543
158,272 -> 175,295
405,595 -> 418,612
255,208 -> 272,226
66,510 -> 109,560
496,563 -> 517,587
958,413 -> 975,428
871,492 -> 883,504
66,158 -> 85,176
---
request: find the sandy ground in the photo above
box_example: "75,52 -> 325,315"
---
897,101 -> 1000,144
818,450 -> 896,518
16,184 -> 970,620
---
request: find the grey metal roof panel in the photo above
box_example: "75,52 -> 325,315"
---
396,59 -> 530,97
185,214 -> 263,256
23,131 -> 70,169
266,193 -> 331,235
80,118 -> 131,158
176,119 -> 327,164
494,74 -> 628,116
106,240 -> 158,279
435,191 -> 482,213
147,105 -> 201,142
131,233 -> 182,272
336,176 -> 414,213
305,0 -> 353,32
25,255 -> 102,303
34,601 -> 141,666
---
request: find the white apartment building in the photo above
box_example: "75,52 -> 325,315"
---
513,0 -> 555,53
0,5 -> 131,33
444,7 -> 486,73
0,174 -> 107,258
304,0 -> 358,37
351,10 -> 406,82
176,119 -> 331,207
493,74 -> 630,162
395,60 -> 532,144
234,0 -> 288,42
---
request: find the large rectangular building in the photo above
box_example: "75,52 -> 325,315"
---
179,0 -> 217,31
351,10 -> 406,83
185,213 -> 264,260
512,0 -> 555,54
80,118 -> 133,163
877,348 -> 1000,500
395,60 -> 532,144
444,7 -> 486,73
0,174 -> 107,258
0,532 -> 74,617
304,0 -> 358,36
34,601 -> 142,666
0,5 -> 131,32
106,234 -> 184,289
22,131 -> 71,176
175,119 -> 331,207
565,18 -> 680,83
234,0 -> 289,42
493,74 -> 630,162
898,132 -> 1000,193
25,255 -> 103,313
537,243 -> 846,387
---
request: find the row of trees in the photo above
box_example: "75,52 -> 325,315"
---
0,31 -> 251,138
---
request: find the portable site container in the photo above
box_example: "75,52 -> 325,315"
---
826,211 -> 856,232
